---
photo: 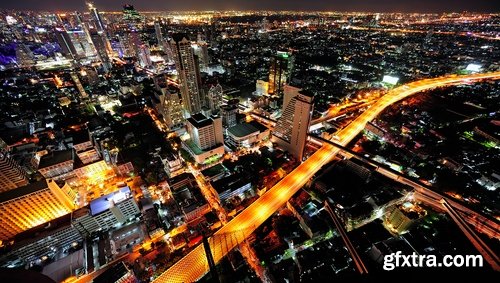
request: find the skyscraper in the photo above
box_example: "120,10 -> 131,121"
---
137,44 -> 152,67
155,21 -> 165,46
192,41 -> 210,71
170,34 -> 202,115
273,85 -> 313,161
87,2 -> 105,33
90,30 -> 111,72
157,88 -> 184,130
207,83 -> 223,114
55,28 -> 78,60
122,4 -> 142,23
221,99 -> 239,128
268,51 -> 294,96
0,140 -> 28,193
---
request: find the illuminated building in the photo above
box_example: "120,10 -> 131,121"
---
0,179 -> 76,241
15,43 -> 35,68
226,121 -> 270,149
37,149 -> 75,180
90,30 -> 112,72
187,113 -> 223,150
87,2 -> 106,33
119,32 -> 141,58
268,51 -> 294,96
273,85 -> 313,161
0,140 -> 29,192
0,214 -> 82,269
72,186 -> 140,236
154,88 -> 184,130
70,72 -> 88,99
162,153 -> 184,178
170,34 -> 202,115
55,28 -> 78,60
122,4 -> 142,23
220,99 -> 239,128
137,44 -> 152,67
207,83 -> 223,114
94,261 -> 138,283
183,113 -> 225,165
154,21 -> 165,46
192,41 -> 209,71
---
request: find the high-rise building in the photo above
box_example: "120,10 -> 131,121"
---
0,140 -> 28,192
90,30 -> 111,72
87,2 -> 105,33
0,179 -> 77,241
137,44 -> 152,67
273,85 -> 313,161
154,21 -> 165,46
268,51 -> 294,96
192,41 -> 209,71
207,83 -> 223,114
170,34 -> 202,115
122,4 -> 142,23
155,88 -> 184,130
186,113 -> 224,151
55,28 -> 78,60
15,43 -> 35,68
220,99 -> 239,128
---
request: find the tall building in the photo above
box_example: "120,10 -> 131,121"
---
170,34 -> 202,115
221,99 -> 239,128
154,21 -> 165,46
0,140 -> 28,192
155,88 -> 184,130
122,4 -> 142,23
273,85 -> 313,161
55,28 -> 78,60
207,83 -> 223,114
137,44 -> 152,67
192,41 -> 209,71
0,179 -> 77,241
186,113 -> 224,151
87,2 -> 105,33
90,30 -> 111,72
268,51 -> 294,96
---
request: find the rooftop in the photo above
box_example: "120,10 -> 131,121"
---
187,113 -> 212,129
0,179 -> 49,203
227,121 -> 268,138
38,149 -> 74,169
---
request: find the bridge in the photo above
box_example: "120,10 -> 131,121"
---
154,71 -> 500,282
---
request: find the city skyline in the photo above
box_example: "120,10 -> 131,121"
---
0,0 -> 498,12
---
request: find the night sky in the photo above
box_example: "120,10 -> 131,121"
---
0,0 -> 498,12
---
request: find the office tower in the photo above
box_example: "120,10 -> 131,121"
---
87,2 -> 105,33
0,140 -> 28,192
192,41 -> 209,71
137,44 -> 152,67
207,83 -> 223,113
186,113 -> 224,150
221,99 -> 239,128
155,21 -> 165,46
15,43 -> 35,68
268,51 -> 294,96
90,30 -> 111,72
55,28 -> 78,60
273,85 -> 313,161
170,34 -> 202,115
122,4 -> 141,23
0,179 -> 77,241
119,31 -> 140,58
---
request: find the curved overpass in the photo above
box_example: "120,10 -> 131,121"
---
154,71 -> 500,283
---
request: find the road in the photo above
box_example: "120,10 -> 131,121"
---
154,71 -> 500,283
